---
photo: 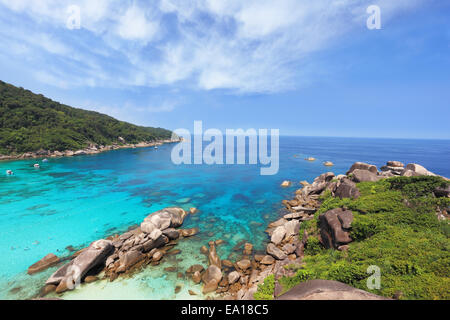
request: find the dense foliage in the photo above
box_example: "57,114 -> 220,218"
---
0,80 -> 172,154
256,176 -> 450,300
254,274 -> 276,300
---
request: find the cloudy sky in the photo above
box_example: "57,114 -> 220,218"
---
0,0 -> 449,138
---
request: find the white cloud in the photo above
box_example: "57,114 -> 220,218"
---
116,4 -> 159,43
0,0 -> 426,94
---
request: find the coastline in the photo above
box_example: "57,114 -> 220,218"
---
8,158 -> 449,300
0,139 -> 181,162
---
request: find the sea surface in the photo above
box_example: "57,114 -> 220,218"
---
0,136 -> 449,300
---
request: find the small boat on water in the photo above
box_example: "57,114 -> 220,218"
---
34,164 -> 40,168
6,170 -> 13,175
155,146 -> 158,149
42,159 -> 48,162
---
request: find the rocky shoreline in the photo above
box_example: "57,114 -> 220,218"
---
196,160 -> 448,300
0,138 -> 180,162
28,160 -> 449,300
32,207 -> 199,296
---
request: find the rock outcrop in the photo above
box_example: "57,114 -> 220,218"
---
319,208 -> 353,249
334,178 -> 361,199
276,280 -> 389,300
404,163 -> 436,176
42,207 -> 190,294
46,240 -> 114,290
202,265 -> 223,294
347,162 -> 378,175
28,253 -> 60,275
351,169 -> 381,182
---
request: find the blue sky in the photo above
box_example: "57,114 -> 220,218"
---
0,0 -> 449,139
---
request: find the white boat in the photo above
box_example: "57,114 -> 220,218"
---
42,159 -> 48,162
34,164 -> 40,168
6,170 -> 13,175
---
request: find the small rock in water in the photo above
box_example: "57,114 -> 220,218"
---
84,276 -> 99,283
40,284 -> 56,297
164,266 -> 177,272
281,181 -> 291,188
176,198 -> 191,204
167,249 -> 181,256
228,271 -> 241,284
236,259 -> 251,271
175,285 -> 182,294
261,255 -> 275,265
300,181 -> 310,187
28,253 -> 60,275
222,260 -> 233,268
243,243 -> 253,255
187,264 -> 205,274
181,228 -> 198,237
188,290 -> 197,296
323,161 -> 334,167
152,250 -> 163,261
9,287 -> 22,294
192,271 -> 202,284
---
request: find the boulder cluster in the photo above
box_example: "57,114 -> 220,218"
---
185,233 -> 307,300
183,191 -> 317,299
34,207 -> 197,296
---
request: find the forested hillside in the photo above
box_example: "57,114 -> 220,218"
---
0,80 -> 172,154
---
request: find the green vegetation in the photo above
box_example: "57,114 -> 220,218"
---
0,80 -> 172,154
253,274 -> 276,300
256,176 -> 450,300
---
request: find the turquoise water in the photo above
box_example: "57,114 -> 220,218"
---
0,136 -> 449,299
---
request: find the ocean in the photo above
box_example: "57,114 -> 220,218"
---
0,136 -> 449,299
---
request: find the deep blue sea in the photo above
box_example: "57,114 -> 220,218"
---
0,136 -> 449,299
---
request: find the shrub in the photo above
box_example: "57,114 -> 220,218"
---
253,274 -> 275,300
304,236 -> 323,255
279,269 -> 313,291
327,261 -> 368,286
350,214 -> 382,241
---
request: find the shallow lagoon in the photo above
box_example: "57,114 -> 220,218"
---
1,137 -> 449,299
